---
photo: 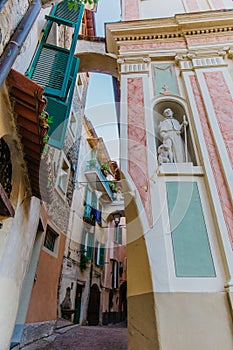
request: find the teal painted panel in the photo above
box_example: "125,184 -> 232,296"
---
45,57 -> 80,149
46,1 -> 84,28
166,182 -> 216,277
152,63 -> 179,96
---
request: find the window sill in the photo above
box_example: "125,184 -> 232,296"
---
157,163 -> 204,176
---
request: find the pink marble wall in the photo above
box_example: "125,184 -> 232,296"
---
185,0 -> 199,12
211,0 -> 225,9
123,0 -> 140,21
120,41 -> 186,52
187,35 -> 233,46
203,71 -> 233,168
190,75 -> 233,249
127,77 -> 153,227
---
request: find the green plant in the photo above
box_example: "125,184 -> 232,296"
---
43,134 -> 50,144
101,163 -> 109,171
67,0 -> 98,10
40,111 -> 54,125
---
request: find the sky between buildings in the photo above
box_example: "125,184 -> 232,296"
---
84,0 -> 121,161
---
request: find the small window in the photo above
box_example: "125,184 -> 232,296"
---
44,226 -> 59,253
112,260 -> 118,289
69,112 -> 77,138
81,228 -> 94,261
114,226 -> 122,245
95,241 -> 105,266
57,156 -> 70,194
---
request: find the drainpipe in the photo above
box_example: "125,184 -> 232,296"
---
0,0 -> 41,89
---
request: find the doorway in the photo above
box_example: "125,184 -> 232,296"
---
74,284 -> 83,324
87,284 -> 100,326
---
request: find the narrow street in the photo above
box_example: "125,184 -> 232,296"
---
23,324 -> 128,350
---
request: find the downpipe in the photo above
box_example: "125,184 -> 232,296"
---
0,0 -> 41,88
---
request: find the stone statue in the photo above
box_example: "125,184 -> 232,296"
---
158,108 -> 188,164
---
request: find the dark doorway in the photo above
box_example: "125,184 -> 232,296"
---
87,284 -> 100,326
119,281 -> 127,321
74,284 -> 83,324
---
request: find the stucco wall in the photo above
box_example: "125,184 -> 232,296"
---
26,232 -> 66,323
0,0 -> 29,55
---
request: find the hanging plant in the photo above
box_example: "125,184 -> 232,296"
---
67,0 -> 98,10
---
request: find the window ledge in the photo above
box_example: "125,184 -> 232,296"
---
158,163 -> 204,176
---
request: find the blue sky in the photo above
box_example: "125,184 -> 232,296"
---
85,0 -> 121,161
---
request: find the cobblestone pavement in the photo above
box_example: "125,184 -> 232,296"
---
40,324 -> 128,350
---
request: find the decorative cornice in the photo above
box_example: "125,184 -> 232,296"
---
106,9 -> 233,55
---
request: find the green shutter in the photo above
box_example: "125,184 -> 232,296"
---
45,57 -> 79,149
81,229 -> 86,253
28,44 -> 70,98
115,226 -> 122,244
91,191 -> 97,209
26,0 -> 83,100
28,45 -> 80,100
118,227 -> 122,245
45,0 -> 84,28
99,243 -> 105,266
87,233 -> 94,260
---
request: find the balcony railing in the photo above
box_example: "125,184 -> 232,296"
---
85,159 -> 115,201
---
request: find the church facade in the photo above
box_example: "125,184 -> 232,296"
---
106,1 -> 233,349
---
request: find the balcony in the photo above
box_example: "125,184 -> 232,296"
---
83,204 -> 96,226
84,159 -> 115,201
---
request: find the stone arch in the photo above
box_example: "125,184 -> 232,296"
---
76,52 -> 118,77
152,95 -> 197,165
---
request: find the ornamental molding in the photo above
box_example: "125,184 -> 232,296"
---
176,55 -> 227,71
106,10 -> 233,55
115,27 -> 233,44
117,56 -> 151,74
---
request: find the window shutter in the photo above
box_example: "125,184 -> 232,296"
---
87,233 -> 94,260
99,243 -> 105,266
118,226 -> 122,245
91,191 -> 97,209
45,57 -> 79,149
94,240 -> 98,265
45,1 -> 84,28
27,44 -> 72,99
27,0 -> 83,100
81,229 -> 86,253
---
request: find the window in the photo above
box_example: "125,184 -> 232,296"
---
114,226 -> 122,245
81,228 -> 94,260
57,155 -> 70,195
44,226 -> 59,253
112,260 -> 118,289
69,112 -> 77,138
95,241 -> 105,266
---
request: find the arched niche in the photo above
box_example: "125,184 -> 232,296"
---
153,97 -> 197,166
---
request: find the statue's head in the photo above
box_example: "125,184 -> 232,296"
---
163,108 -> 173,118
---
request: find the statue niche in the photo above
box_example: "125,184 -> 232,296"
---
157,107 -> 188,165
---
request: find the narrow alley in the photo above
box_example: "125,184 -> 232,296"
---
22,324 -> 128,350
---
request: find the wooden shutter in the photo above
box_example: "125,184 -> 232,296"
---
91,191 -> 97,209
87,233 -> 94,260
45,57 -> 79,148
99,243 -> 105,266
45,0 -> 84,28
27,1 -> 83,100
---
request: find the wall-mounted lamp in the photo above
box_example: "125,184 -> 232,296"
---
112,212 -> 122,227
